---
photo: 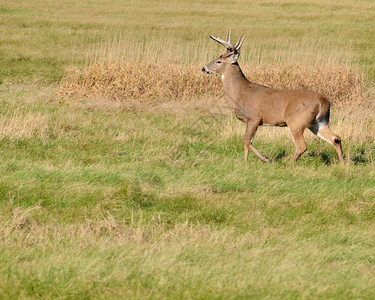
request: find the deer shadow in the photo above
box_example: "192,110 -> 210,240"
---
307,151 -> 335,165
351,149 -> 371,165
274,150 -> 287,162
307,148 -> 373,166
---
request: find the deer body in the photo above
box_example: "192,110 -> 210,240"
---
203,30 -> 344,163
222,64 -> 325,127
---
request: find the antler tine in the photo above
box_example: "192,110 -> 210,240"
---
210,30 -> 234,50
234,35 -> 246,52
225,28 -> 232,44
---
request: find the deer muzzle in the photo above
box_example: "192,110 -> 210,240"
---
201,66 -> 213,74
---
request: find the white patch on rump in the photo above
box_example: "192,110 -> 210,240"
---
316,103 -> 322,121
309,120 -> 328,135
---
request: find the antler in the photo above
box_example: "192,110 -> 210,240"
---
234,35 -> 245,52
210,28 -> 234,51
210,28 -> 245,52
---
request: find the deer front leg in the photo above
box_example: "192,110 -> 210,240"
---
244,121 -> 270,162
289,126 -> 307,162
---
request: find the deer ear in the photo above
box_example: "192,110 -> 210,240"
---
229,52 -> 239,63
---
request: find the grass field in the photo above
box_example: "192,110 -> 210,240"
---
1,0 -> 375,299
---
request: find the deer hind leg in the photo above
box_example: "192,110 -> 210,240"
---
244,121 -> 270,162
310,124 -> 344,163
289,126 -> 307,162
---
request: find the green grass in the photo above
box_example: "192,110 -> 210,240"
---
1,0 -> 375,82
1,0 -> 375,299
1,85 -> 375,298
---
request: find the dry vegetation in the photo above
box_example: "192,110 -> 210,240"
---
0,105 -> 50,139
59,61 -> 374,143
59,61 -> 367,107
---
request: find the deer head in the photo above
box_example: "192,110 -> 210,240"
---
202,29 -> 245,75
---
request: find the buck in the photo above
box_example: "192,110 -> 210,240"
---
202,29 -> 344,163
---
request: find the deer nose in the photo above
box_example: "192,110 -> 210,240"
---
202,67 -> 209,74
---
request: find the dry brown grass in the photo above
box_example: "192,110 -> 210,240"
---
0,204 -> 269,251
59,62 -> 367,108
60,62 -> 216,102
0,105 -> 50,139
334,101 -> 375,143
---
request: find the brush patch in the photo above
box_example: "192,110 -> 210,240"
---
59,62 -> 366,104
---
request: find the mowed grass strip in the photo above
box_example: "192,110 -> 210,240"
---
1,83 -> 375,298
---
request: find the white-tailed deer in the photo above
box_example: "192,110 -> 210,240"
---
202,29 -> 344,163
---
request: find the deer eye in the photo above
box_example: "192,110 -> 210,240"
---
217,61 -> 222,64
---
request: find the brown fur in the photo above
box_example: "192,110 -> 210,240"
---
202,31 -> 344,163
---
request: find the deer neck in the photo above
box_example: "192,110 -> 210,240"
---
221,63 -> 250,104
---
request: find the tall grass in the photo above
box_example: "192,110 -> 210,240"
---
1,0 -> 374,82
59,61 -> 367,106
82,30 -> 357,68
0,105 -> 50,139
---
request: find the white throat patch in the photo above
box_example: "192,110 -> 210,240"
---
221,74 -> 225,81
